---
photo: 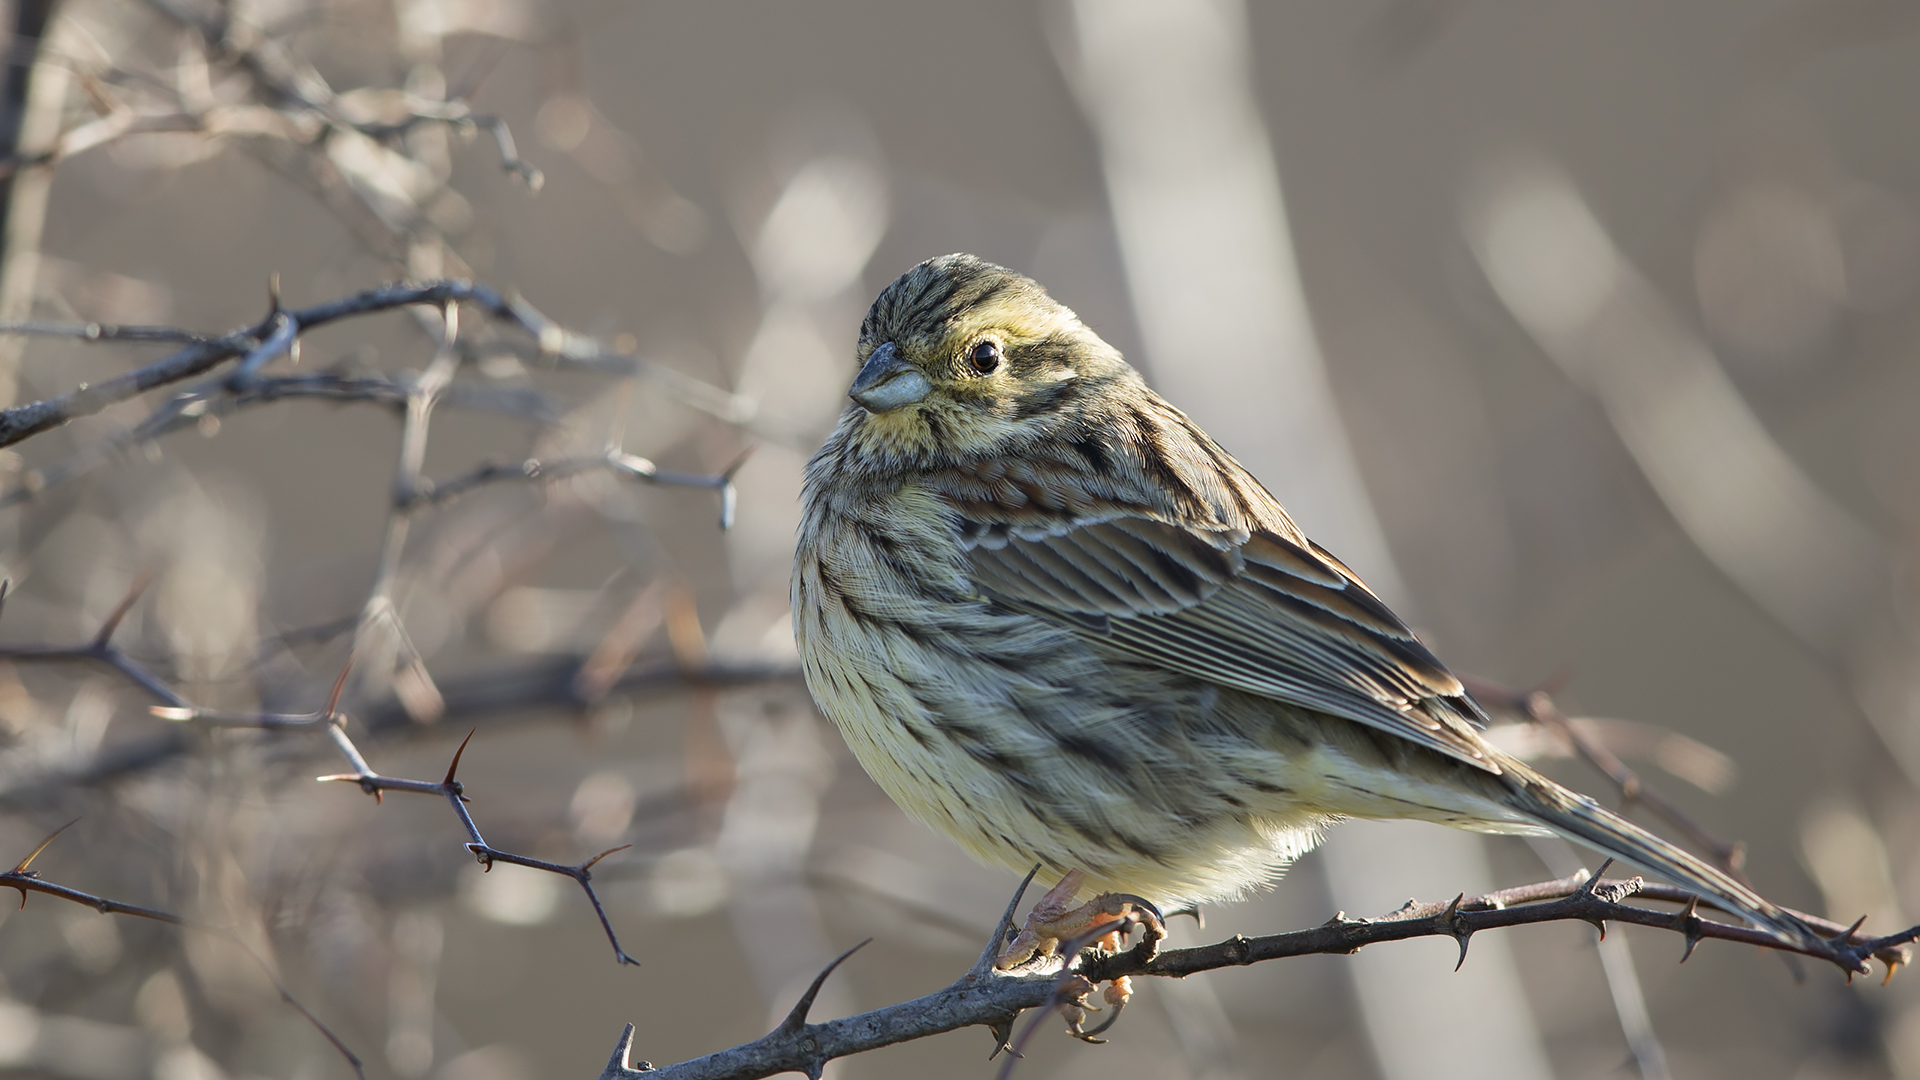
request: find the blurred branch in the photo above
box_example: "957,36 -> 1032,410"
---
0,266 -> 767,962
1463,160 -> 1920,797
1465,674 -> 1750,880
0,0 -> 68,407
0,645 -> 802,805
0,436 -> 760,965
0,280 -> 567,448
0,277 -> 762,486
1466,158 -> 1890,649
0,821 -> 368,1077
0,0 -> 67,212
603,868 -> 1920,1080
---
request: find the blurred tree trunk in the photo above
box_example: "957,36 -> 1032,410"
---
0,0 -> 64,407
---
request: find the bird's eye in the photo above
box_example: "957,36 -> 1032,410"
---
968,340 -> 1001,374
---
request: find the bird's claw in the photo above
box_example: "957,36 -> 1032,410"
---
996,888 -> 1166,969
1062,975 -> 1132,1042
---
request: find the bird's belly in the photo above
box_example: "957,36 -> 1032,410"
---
793,589 -> 1339,905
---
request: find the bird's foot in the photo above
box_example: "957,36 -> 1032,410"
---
995,871 -> 1167,970
1058,974 -> 1136,1043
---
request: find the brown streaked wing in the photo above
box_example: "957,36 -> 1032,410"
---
962,515 -> 1499,772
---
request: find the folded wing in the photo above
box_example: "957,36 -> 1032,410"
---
962,515 -> 1500,772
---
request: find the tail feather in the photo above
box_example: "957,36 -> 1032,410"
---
1506,769 -> 1823,952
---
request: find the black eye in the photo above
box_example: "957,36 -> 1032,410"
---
968,340 -> 1001,374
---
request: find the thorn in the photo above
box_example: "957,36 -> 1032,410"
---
1572,860 -> 1614,902
324,650 -> 357,718
443,728 -> 477,789
976,865 -> 1041,975
602,1022 -> 642,1077
0,578 -> 11,622
581,844 -> 632,873
721,444 -> 757,482
5,818 -> 79,909
267,272 -> 282,313
1885,959 -> 1902,986
1676,897 -> 1703,963
1831,914 -> 1870,946
985,1019 -> 1016,1060
774,939 -> 870,1037
1440,893 -> 1473,970
13,818 -> 78,874
93,568 -> 154,647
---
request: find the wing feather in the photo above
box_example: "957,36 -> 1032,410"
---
963,514 -> 1496,770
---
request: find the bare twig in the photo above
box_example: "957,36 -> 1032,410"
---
0,576 -> 188,707
316,728 -> 641,964
0,569 -> 675,967
0,654 -> 805,805
0,822 -> 366,1078
401,449 -> 733,510
604,869 -> 1918,1080
0,278 -> 745,452
0,319 -> 209,344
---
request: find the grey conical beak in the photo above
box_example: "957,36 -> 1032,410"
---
848,342 -> 931,413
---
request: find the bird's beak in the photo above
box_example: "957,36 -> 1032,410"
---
848,342 -> 931,413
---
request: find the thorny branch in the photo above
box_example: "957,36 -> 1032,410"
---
0,270 -> 776,790
0,3 -> 777,1076
135,0 -> 546,189
0,821 -> 368,1078
596,868 -> 1920,1080
314,728 -> 642,966
0,277 -> 747,458
0,653 -> 806,804
0,566 -> 675,969
0,575 -> 187,708
0,264 -> 773,1078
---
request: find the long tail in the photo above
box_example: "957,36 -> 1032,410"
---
1502,765 -> 1824,952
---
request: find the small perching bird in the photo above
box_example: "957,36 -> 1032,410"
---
792,253 -> 1818,972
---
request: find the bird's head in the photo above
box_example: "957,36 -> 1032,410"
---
837,254 -> 1134,465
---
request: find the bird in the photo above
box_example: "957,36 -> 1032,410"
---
791,252 -> 1819,978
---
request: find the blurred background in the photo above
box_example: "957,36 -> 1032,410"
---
0,0 -> 1915,1078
